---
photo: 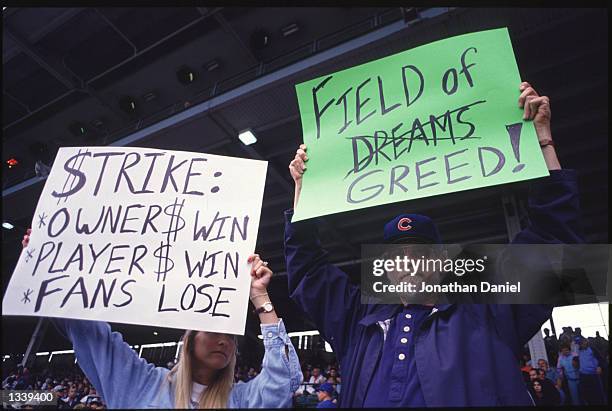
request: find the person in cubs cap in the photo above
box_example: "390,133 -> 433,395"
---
315,382 -> 337,408
286,82 -> 585,407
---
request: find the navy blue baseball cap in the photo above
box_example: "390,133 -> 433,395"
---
383,214 -> 442,244
316,382 -> 335,394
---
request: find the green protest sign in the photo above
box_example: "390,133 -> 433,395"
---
293,28 -> 549,222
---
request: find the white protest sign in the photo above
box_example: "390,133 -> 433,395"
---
2,147 -> 267,335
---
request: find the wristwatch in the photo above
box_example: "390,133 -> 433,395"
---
254,301 -> 274,314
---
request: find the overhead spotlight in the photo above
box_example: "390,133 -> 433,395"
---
204,59 -> 220,72
119,96 -> 137,115
281,23 -> 299,37
6,158 -> 19,169
238,129 -> 257,145
249,29 -> 271,51
401,7 -> 420,24
68,122 -> 88,137
2,222 -> 14,230
176,66 -> 197,85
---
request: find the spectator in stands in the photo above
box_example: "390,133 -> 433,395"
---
537,359 -> 558,385
316,382 -> 337,408
559,326 -> 572,342
76,382 -> 85,397
14,366 -> 32,390
328,367 -> 340,383
528,368 -> 560,405
246,367 -> 258,381
59,384 -> 81,409
557,342 -> 580,405
2,374 -> 17,390
543,328 -> 559,364
305,367 -> 326,395
293,367 -> 312,398
529,380 -> 557,406
537,366 -> 564,404
88,397 -> 106,409
234,368 -> 244,383
520,356 -> 532,374
325,368 -> 341,395
41,377 -> 53,391
79,386 -> 99,405
575,336 -> 606,405
21,233 -> 301,409
592,331 -> 609,357
285,83 -> 585,407
52,385 -> 67,408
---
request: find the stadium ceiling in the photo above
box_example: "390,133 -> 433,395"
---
2,7 -> 608,355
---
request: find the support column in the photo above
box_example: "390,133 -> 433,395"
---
20,318 -> 48,369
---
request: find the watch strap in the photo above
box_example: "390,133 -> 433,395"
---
253,302 -> 273,314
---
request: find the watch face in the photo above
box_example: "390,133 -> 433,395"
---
263,302 -> 273,312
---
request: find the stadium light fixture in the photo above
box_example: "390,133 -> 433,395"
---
281,23 -> 299,37
142,91 -> 157,102
238,129 -> 257,145
249,29 -> 270,51
204,59 -> 220,72
68,122 -> 88,137
119,96 -> 137,115
176,66 -> 197,85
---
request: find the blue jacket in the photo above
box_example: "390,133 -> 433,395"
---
578,346 -> 604,374
52,318 -> 302,408
284,169 -> 583,407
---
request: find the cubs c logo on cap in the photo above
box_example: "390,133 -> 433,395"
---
397,217 -> 412,231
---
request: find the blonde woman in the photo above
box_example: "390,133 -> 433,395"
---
22,230 -> 302,408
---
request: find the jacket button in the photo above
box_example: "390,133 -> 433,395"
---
403,326 -> 411,332
398,353 -> 406,360
400,337 -> 408,344
267,332 -> 273,338
405,314 -> 412,319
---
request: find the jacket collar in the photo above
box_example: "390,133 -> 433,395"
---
358,303 -> 455,327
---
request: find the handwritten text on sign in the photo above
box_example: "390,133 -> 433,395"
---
292,28 -> 549,221
2,147 -> 267,335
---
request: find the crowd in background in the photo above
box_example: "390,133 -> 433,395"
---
2,325 -> 608,408
2,365 -> 104,409
520,327 -> 609,406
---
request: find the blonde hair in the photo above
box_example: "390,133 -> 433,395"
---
167,330 -> 236,408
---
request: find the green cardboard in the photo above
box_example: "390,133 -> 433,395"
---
293,28 -> 549,221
